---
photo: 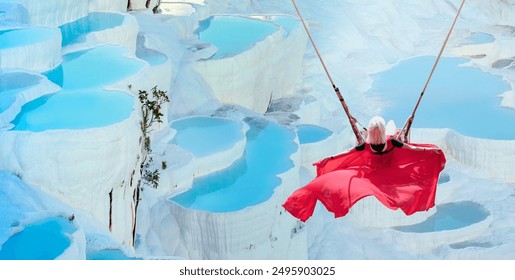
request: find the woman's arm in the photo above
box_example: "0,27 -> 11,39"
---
403,142 -> 442,154
391,137 -> 441,153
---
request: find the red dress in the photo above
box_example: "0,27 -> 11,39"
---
283,138 -> 446,222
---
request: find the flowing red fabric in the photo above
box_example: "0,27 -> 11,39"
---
283,139 -> 446,222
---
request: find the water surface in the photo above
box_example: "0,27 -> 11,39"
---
297,124 -> 332,144
11,89 -> 133,132
0,27 -> 56,49
171,118 -> 297,212
170,117 -> 244,158
0,216 -> 76,260
0,72 -> 41,113
197,16 -> 279,59
366,56 -> 514,139
393,202 -> 489,233
60,12 -> 125,46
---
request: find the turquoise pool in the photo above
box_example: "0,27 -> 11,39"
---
60,12 -> 125,46
297,124 -> 333,144
171,118 -> 297,212
0,72 -> 41,113
393,201 -> 489,233
170,117 -> 244,158
196,15 -> 279,59
462,32 -> 495,45
87,249 -> 141,260
11,89 -> 133,132
0,216 -> 76,260
11,45 -> 142,132
0,27 -> 56,49
366,56 -> 514,139
58,45 -> 144,89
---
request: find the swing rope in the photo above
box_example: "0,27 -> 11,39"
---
292,0 -> 365,144
398,0 -> 466,141
292,0 -> 465,144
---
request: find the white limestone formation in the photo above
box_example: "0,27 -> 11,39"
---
191,15 -> 307,113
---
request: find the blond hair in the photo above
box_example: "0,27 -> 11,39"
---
366,116 -> 386,144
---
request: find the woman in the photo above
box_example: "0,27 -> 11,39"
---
283,116 -> 446,222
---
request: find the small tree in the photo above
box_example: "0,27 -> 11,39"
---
138,86 -> 169,189
131,85 -> 169,246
